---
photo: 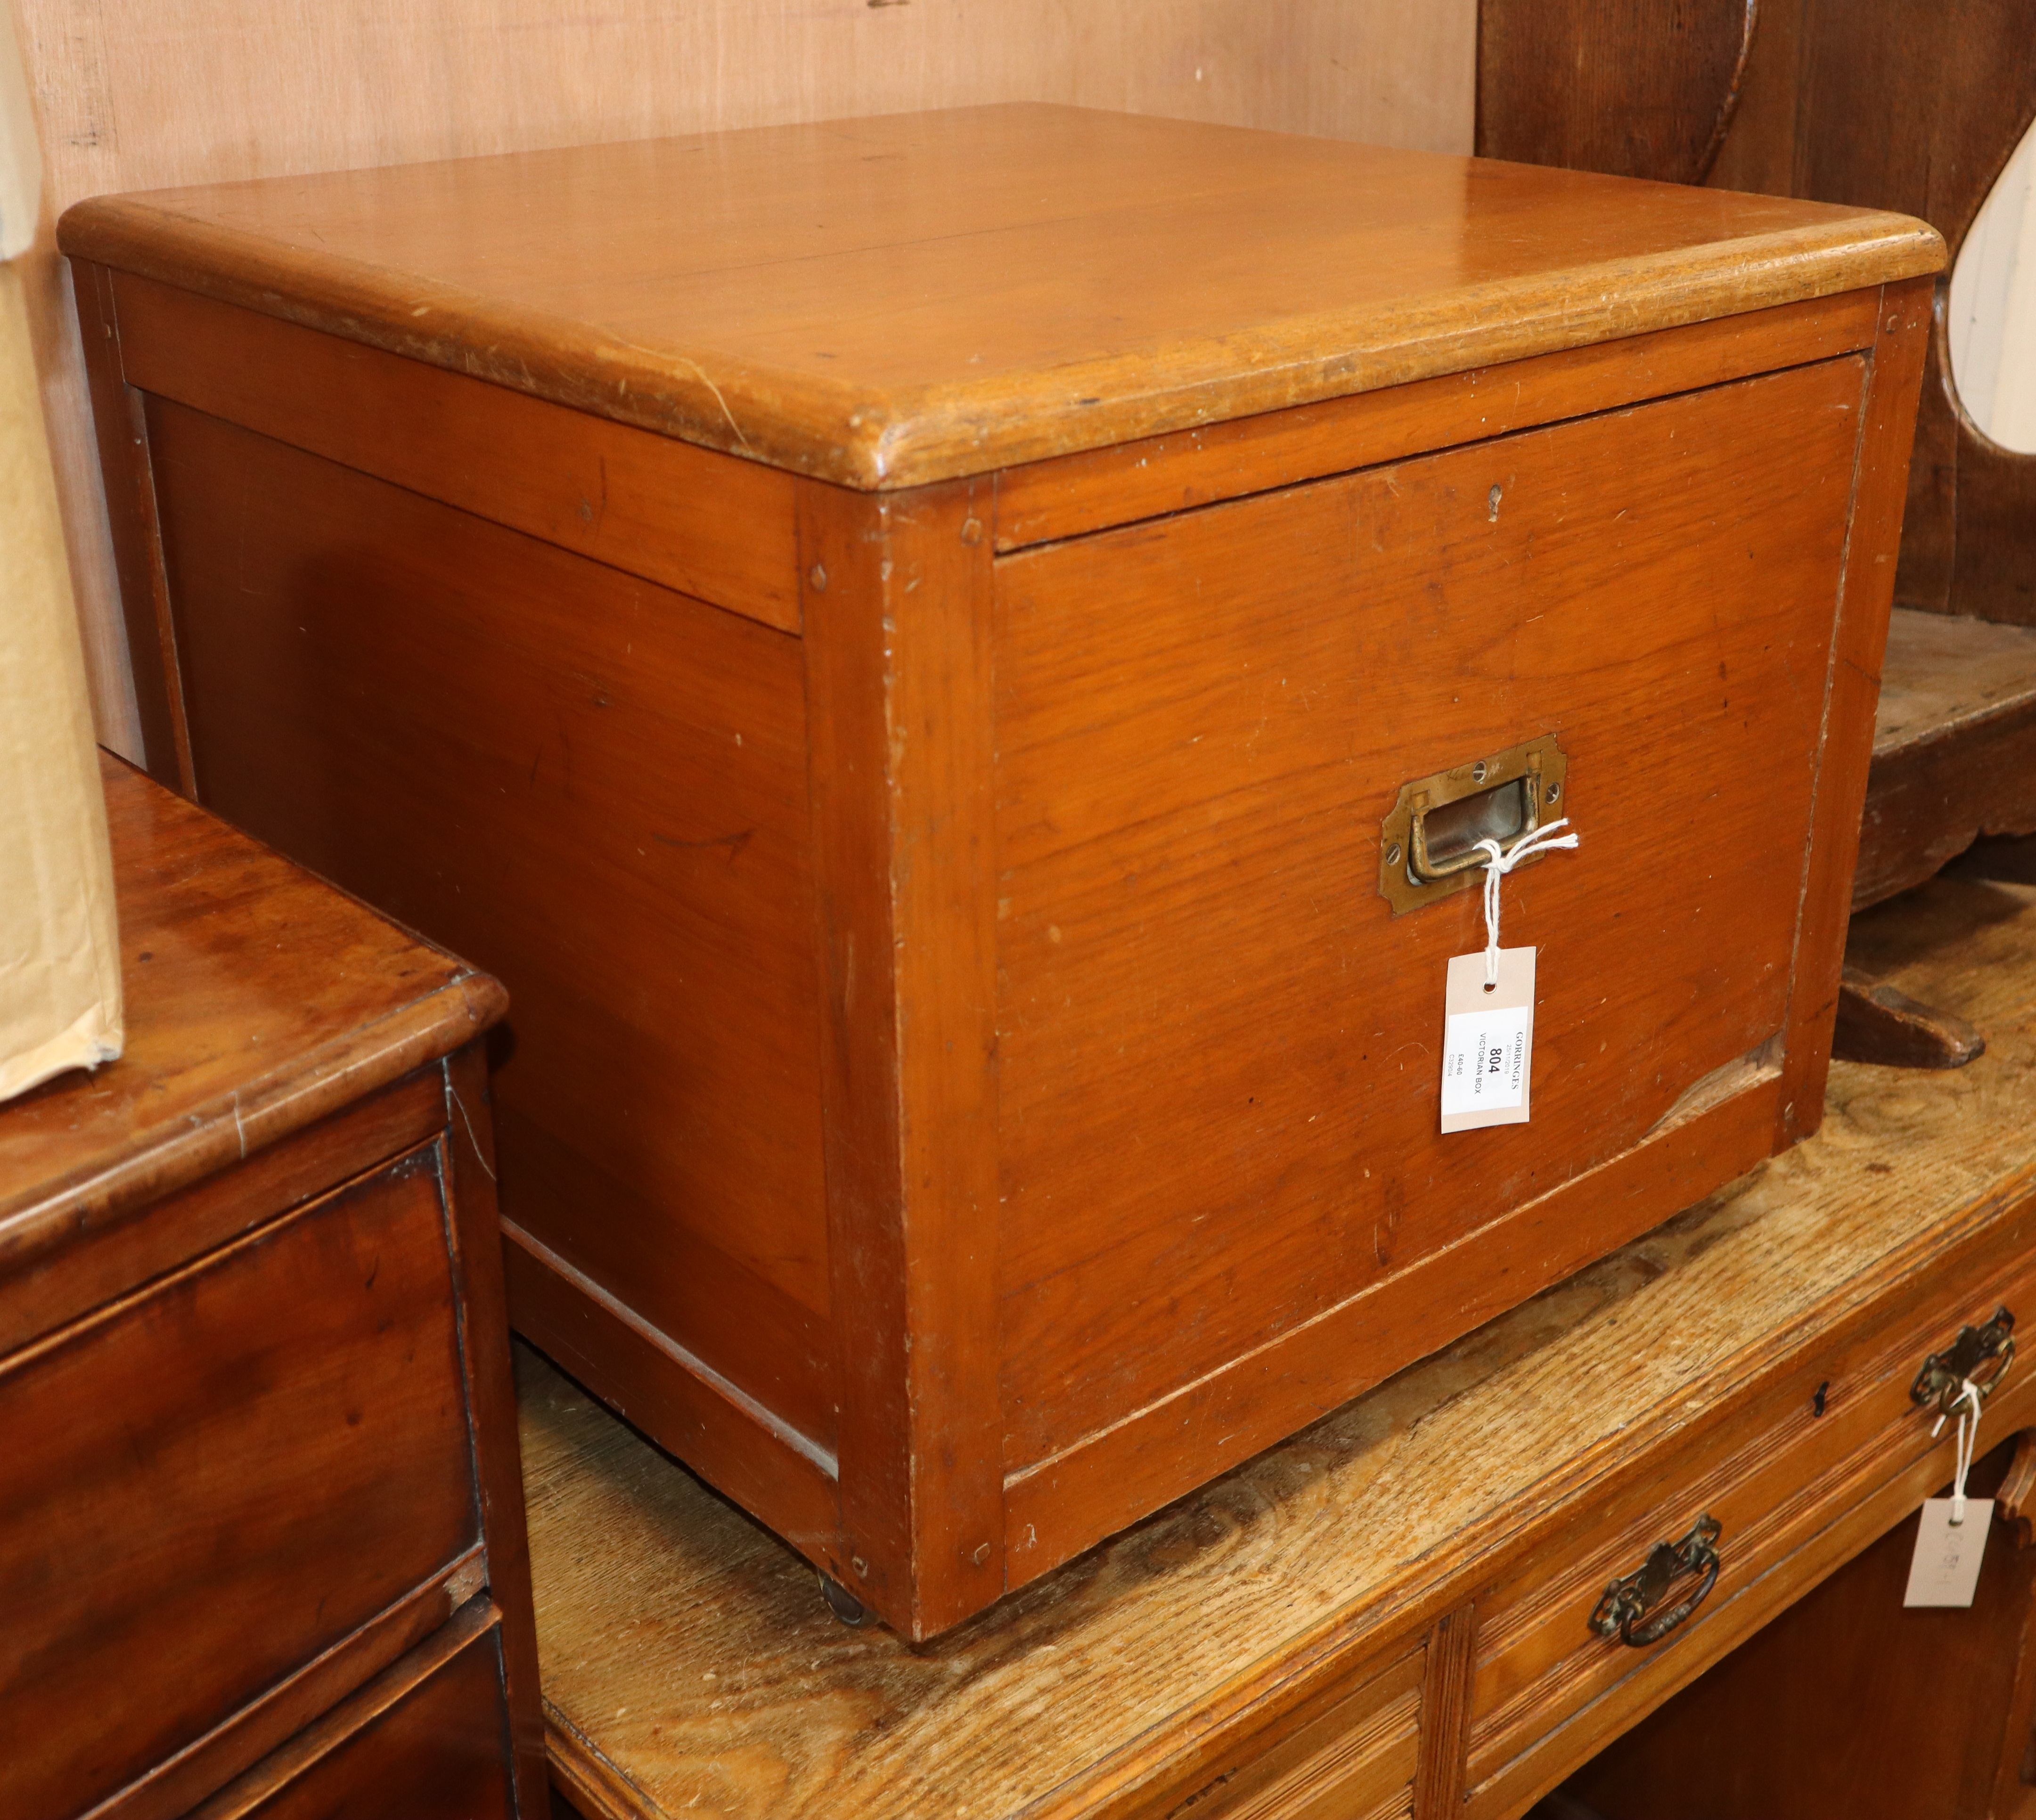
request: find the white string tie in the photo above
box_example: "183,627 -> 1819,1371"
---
1472,817 -> 1580,989
1951,1377 -> 1984,1526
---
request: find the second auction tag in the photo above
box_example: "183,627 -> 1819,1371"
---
1904,1498 -> 1993,1608
1439,947 -> 1536,1134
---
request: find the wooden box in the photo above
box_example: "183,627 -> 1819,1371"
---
61,105 -> 1942,1638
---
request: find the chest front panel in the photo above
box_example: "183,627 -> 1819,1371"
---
994,356 -> 1867,1468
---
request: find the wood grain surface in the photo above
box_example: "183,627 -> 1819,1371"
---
56,106 -> 1941,491
1737,0 -> 2036,626
15,0 -> 1479,757
0,755 -> 502,1272
992,290 -> 1881,552
1768,276 -> 1932,1148
0,752 -> 545,1818
1855,607 -> 2036,908
994,356 -> 1863,1477
1566,1439 -> 2036,1820
520,872 -> 2036,1820
187,1603 -> 514,1820
139,397 -> 839,1447
112,273 -> 803,633
443,1043 -> 554,1816
1477,0 -> 1757,184
799,481 -> 1006,1635
1,1153 -> 478,1819
1480,0 -> 2036,629
69,105 -> 1938,1637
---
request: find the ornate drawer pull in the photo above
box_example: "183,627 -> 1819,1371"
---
1588,1515 -> 1722,1649
1911,1306 -> 2016,1420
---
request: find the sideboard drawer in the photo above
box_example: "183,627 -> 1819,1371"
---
1136,1642 -> 1422,1820
1464,1227 -> 2036,1819
0,1151 -> 480,1819
190,1604 -> 515,1820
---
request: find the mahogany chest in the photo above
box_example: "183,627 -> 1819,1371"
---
0,756 -> 544,1816
61,104 -> 1942,1637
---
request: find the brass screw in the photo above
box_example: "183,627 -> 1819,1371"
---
1385,842 -> 1402,866
1472,760 -> 1488,783
1547,781 -> 1562,803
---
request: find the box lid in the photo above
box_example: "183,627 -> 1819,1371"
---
59,104 -> 1944,490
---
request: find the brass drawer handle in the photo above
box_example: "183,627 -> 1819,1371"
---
1588,1515 -> 1722,1649
1911,1306 -> 2017,1420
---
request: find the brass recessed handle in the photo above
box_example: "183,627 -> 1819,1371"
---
1409,771 -> 1548,882
1589,1515 -> 1722,1649
1911,1306 -> 2016,1420
1378,733 -> 1570,914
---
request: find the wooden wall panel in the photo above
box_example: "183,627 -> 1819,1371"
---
5,0 -> 1476,762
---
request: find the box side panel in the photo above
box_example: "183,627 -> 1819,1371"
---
140,399 -> 838,1460
111,274 -> 801,635
995,356 -> 1868,1480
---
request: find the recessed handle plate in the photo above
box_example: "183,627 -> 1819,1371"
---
1378,734 -> 1570,916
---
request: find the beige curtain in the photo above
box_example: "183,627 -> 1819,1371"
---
0,6 -> 122,1101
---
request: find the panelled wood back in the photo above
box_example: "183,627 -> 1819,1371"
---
1476,0 -> 1756,183
1479,0 -> 2036,626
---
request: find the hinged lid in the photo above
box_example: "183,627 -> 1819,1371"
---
59,104 -> 1943,490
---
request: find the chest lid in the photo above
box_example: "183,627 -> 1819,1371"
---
59,103 -> 1941,490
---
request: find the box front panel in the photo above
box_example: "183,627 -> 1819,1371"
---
995,356 -> 1868,1471
145,399 -> 837,1452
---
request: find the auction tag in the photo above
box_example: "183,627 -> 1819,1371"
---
1439,947 -> 1536,1134
1903,1499 -> 1993,1607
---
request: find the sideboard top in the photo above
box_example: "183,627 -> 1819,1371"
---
60,104 -> 1944,490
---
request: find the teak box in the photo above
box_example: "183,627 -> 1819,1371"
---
62,105 -> 1942,1637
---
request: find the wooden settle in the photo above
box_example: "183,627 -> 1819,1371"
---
59,103 -> 1944,1635
0,754 -> 547,1819
522,874 -> 2036,1820
1478,0 -> 2036,1061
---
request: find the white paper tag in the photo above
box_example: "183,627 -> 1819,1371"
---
1903,1498 -> 1993,1607
1439,947 -> 1536,1133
